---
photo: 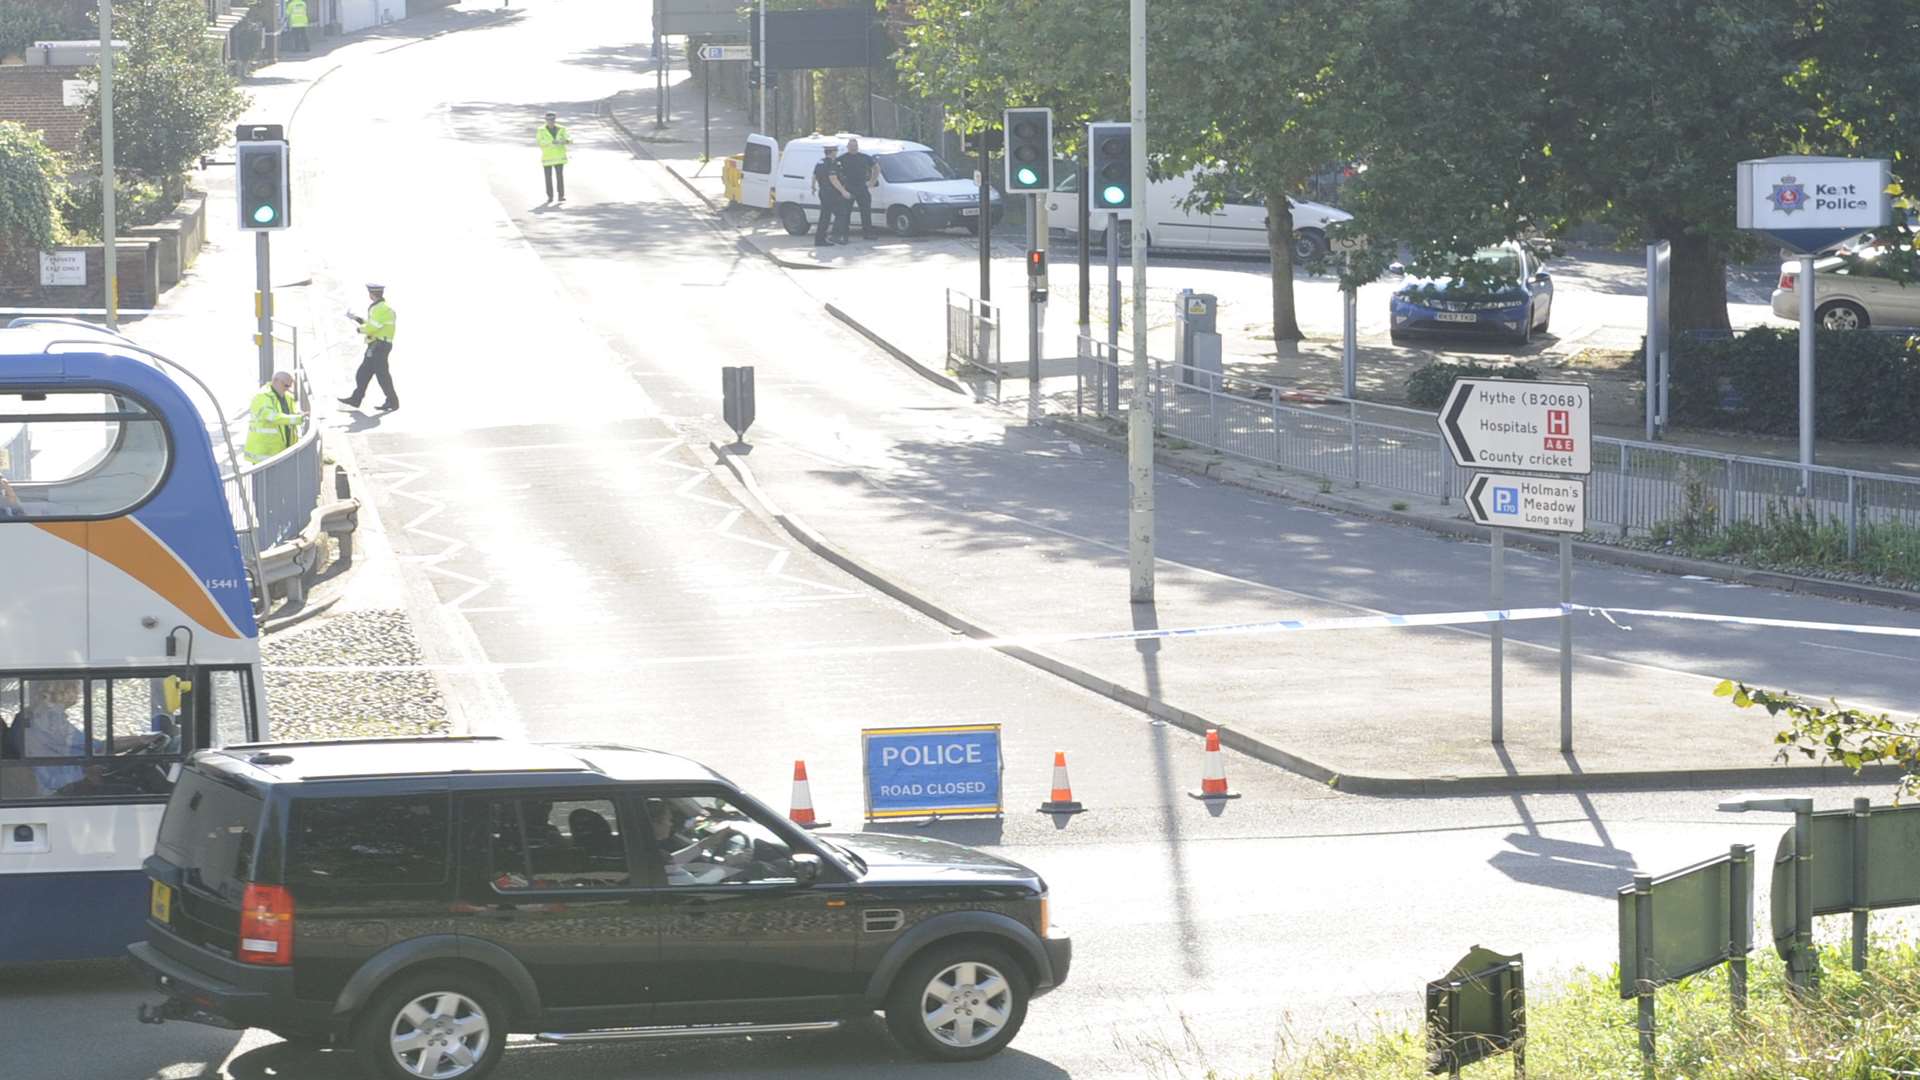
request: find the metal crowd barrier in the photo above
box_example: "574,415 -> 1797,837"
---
1074,338 -> 1920,550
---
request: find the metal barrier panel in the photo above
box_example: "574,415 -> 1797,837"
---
1061,341 -> 1920,533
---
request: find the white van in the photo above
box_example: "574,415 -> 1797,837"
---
736,132 -> 1005,237
1045,170 -> 1353,260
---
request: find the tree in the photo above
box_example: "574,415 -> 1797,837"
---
1148,0 -> 1368,351
1716,679 -> 1919,797
0,122 -> 66,265
0,1 -> 89,60
79,0 -> 246,186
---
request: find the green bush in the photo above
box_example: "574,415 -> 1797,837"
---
1266,943 -> 1920,1080
1668,327 -> 1920,444
59,174 -> 172,242
0,121 -> 67,257
1405,361 -> 1541,408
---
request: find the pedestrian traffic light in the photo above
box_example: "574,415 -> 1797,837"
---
1086,122 -> 1133,212
1003,107 -> 1053,193
235,138 -> 290,231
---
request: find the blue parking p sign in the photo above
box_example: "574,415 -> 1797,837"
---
861,724 -> 1003,821
1493,486 -> 1519,515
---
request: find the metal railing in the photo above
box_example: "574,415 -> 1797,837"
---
945,289 -> 1002,401
1075,338 -> 1920,552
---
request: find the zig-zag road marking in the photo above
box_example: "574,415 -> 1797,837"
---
644,439 -> 852,599
364,436 -> 848,613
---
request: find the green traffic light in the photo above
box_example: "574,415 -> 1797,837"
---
252,204 -> 277,224
1016,166 -> 1039,187
1101,185 -> 1126,206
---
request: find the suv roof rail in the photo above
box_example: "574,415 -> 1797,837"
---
225,735 -> 505,751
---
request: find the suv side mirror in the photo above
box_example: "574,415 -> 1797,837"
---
791,853 -> 821,885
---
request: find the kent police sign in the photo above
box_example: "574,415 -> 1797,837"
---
1737,156 -> 1891,254
862,724 -> 1003,820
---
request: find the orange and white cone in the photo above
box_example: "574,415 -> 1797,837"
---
788,760 -> 829,828
1189,729 -> 1240,800
1037,751 -> 1086,814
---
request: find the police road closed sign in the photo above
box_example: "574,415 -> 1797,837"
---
862,724 -> 1003,820
1467,472 -> 1585,534
1440,378 -> 1591,476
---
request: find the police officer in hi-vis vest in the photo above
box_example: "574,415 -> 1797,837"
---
537,112 -> 571,204
339,284 -> 399,413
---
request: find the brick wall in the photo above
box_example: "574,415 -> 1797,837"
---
0,66 -> 88,155
0,240 -> 161,309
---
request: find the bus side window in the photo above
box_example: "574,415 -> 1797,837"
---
206,670 -> 254,747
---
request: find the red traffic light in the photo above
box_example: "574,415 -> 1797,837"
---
1027,249 -> 1047,276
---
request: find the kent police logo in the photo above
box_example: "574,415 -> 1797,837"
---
1767,176 -> 1807,215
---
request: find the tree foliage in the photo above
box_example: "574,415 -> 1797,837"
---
0,0 -> 89,60
0,122 -> 67,259
78,0 -> 246,183
893,0 -> 1920,335
1716,679 -> 1919,797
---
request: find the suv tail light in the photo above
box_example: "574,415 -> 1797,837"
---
1780,272 -> 1796,290
237,884 -> 293,966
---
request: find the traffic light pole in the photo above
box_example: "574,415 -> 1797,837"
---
1078,141 -> 1091,345
256,232 -> 273,384
1028,198 -> 1047,426
1106,211 -> 1120,415
1127,0 -> 1153,603
978,136 -> 991,303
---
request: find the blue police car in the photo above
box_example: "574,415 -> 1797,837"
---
1389,243 -> 1554,346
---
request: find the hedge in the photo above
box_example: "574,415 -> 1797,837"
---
1404,360 -> 1540,408
1668,326 -> 1920,444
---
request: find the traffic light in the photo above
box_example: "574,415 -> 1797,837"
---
1003,107 -> 1053,193
235,137 -> 290,231
1026,248 -> 1048,303
1086,122 -> 1133,211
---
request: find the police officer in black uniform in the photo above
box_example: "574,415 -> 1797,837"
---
812,145 -> 850,246
836,137 -> 879,240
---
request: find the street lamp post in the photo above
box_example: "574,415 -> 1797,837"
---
1125,0 -> 1152,603
99,0 -> 116,329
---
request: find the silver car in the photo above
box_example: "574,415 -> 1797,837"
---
1771,247 -> 1920,329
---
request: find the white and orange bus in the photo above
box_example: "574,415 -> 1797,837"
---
0,320 -> 268,963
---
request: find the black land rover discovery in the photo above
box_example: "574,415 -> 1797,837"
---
130,737 -> 1069,1079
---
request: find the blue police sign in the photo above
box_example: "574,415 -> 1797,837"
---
861,724 -> 1004,821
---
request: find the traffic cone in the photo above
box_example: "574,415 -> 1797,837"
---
1189,729 -> 1240,800
788,760 -> 829,828
1037,751 -> 1086,814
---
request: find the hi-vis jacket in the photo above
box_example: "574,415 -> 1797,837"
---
537,124 -> 571,166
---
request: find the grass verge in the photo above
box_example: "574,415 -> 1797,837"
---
1268,943 -> 1920,1079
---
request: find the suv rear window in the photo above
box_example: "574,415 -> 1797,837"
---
288,795 -> 450,887
155,769 -> 264,900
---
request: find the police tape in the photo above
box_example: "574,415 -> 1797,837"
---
270,606 -> 1572,673
1569,604 -> 1920,639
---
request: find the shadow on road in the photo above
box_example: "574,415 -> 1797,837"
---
227,1019 -> 1074,1078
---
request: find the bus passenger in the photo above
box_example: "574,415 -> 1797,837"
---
20,681 -> 86,795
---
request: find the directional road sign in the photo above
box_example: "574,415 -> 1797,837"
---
1467,473 -> 1585,534
697,44 -> 754,61
1441,378 -> 1592,475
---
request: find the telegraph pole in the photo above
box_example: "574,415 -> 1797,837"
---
1126,0 -> 1153,602
99,0 -> 117,329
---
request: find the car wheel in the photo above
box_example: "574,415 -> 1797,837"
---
885,943 -> 1030,1062
1817,300 -> 1868,330
1389,329 -> 1409,346
1514,311 -> 1534,346
777,203 -> 811,237
1293,228 -> 1328,262
887,206 -> 920,237
1537,301 -> 1551,334
354,972 -> 507,1080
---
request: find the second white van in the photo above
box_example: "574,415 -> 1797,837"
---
1045,170 -> 1353,260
